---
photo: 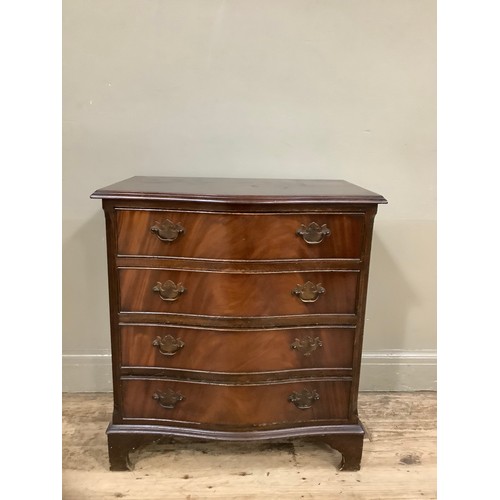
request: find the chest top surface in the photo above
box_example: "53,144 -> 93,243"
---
90,176 -> 387,205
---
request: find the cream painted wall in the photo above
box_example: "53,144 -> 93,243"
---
63,0 -> 436,390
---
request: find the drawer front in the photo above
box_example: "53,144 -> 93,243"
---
117,210 -> 364,260
119,269 -> 358,316
121,326 -> 355,372
121,378 -> 351,427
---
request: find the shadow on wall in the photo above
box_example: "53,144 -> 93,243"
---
365,230 -> 417,348
360,230 -> 422,390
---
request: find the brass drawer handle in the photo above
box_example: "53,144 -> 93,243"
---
153,280 -> 186,301
152,389 -> 184,409
288,389 -> 320,409
296,222 -> 331,244
291,336 -> 323,356
153,335 -> 185,356
292,281 -> 325,303
150,218 -> 184,242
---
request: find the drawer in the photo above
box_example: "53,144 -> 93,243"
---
116,210 -> 364,260
121,325 -> 355,372
121,378 -> 351,428
119,269 -> 358,316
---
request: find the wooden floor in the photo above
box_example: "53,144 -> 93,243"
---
62,392 -> 436,499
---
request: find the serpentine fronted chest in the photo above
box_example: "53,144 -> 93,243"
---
91,176 -> 386,471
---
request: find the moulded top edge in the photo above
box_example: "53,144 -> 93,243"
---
90,176 -> 388,204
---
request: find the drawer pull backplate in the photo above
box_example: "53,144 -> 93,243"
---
291,336 -> 323,356
153,280 -> 186,301
152,335 -> 185,356
288,389 -> 320,409
150,218 -> 184,242
152,389 -> 184,409
296,222 -> 331,244
292,281 -> 325,303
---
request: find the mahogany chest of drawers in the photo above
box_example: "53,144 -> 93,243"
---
91,176 -> 386,471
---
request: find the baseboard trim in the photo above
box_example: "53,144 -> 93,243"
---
62,353 -> 113,393
360,350 -> 436,391
62,350 -> 436,392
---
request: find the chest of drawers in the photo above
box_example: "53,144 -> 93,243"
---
91,176 -> 386,471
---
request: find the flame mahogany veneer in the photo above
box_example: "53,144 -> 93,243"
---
91,176 -> 386,471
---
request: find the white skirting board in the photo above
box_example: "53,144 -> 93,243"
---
62,350 -> 436,392
359,350 -> 436,391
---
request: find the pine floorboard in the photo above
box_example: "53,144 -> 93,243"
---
62,392 -> 436,499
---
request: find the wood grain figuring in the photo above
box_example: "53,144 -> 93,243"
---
120,325 -> 355,372
121,378 -> 351,427
119,269 -> 359,316
117,210 -> 364,260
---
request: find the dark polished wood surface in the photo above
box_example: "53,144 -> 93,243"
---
93,176 -> 385,471
117,210 -> 364,260
121,378 -> 351,428
120,325 -> 355,372
119,269 -> 359,316
91,176 -> 387,204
